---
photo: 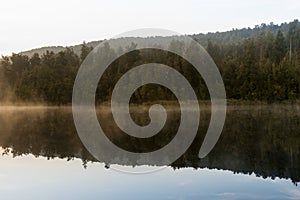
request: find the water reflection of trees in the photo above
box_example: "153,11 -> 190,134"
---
0,106 -> 299,184
0,108 -> 96,168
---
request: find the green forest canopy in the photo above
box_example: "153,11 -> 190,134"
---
1,19 -> 300,105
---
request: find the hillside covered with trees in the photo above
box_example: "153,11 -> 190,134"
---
1,20 -> 300,105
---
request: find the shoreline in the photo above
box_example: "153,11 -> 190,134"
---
1,99 -> 300,108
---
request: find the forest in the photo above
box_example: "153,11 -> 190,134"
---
1,20 -> 300,105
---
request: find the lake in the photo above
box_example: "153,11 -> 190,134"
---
0,105 -> 300,199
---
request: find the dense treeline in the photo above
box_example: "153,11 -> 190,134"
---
209,21 -> 300,101
0,20 -> 300,105
193,20 -> 300,46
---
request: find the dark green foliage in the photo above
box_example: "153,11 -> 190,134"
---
1,20 -> 300,105
80,41 -> 93,62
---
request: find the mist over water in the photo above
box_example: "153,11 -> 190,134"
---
0,105 -> 299,184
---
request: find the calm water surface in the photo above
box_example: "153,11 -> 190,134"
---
0,105 -> 300,200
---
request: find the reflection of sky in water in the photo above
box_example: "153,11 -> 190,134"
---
0,153 -> 299,200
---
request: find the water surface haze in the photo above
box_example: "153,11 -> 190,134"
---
0,105 -> 300,200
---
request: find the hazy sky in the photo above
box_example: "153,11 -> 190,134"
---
1,0 -> 299,55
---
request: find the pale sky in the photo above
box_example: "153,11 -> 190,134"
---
0,0 -> 299,56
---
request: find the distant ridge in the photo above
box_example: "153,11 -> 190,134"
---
20,19 -> 299,57
20,41 -> 101,57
